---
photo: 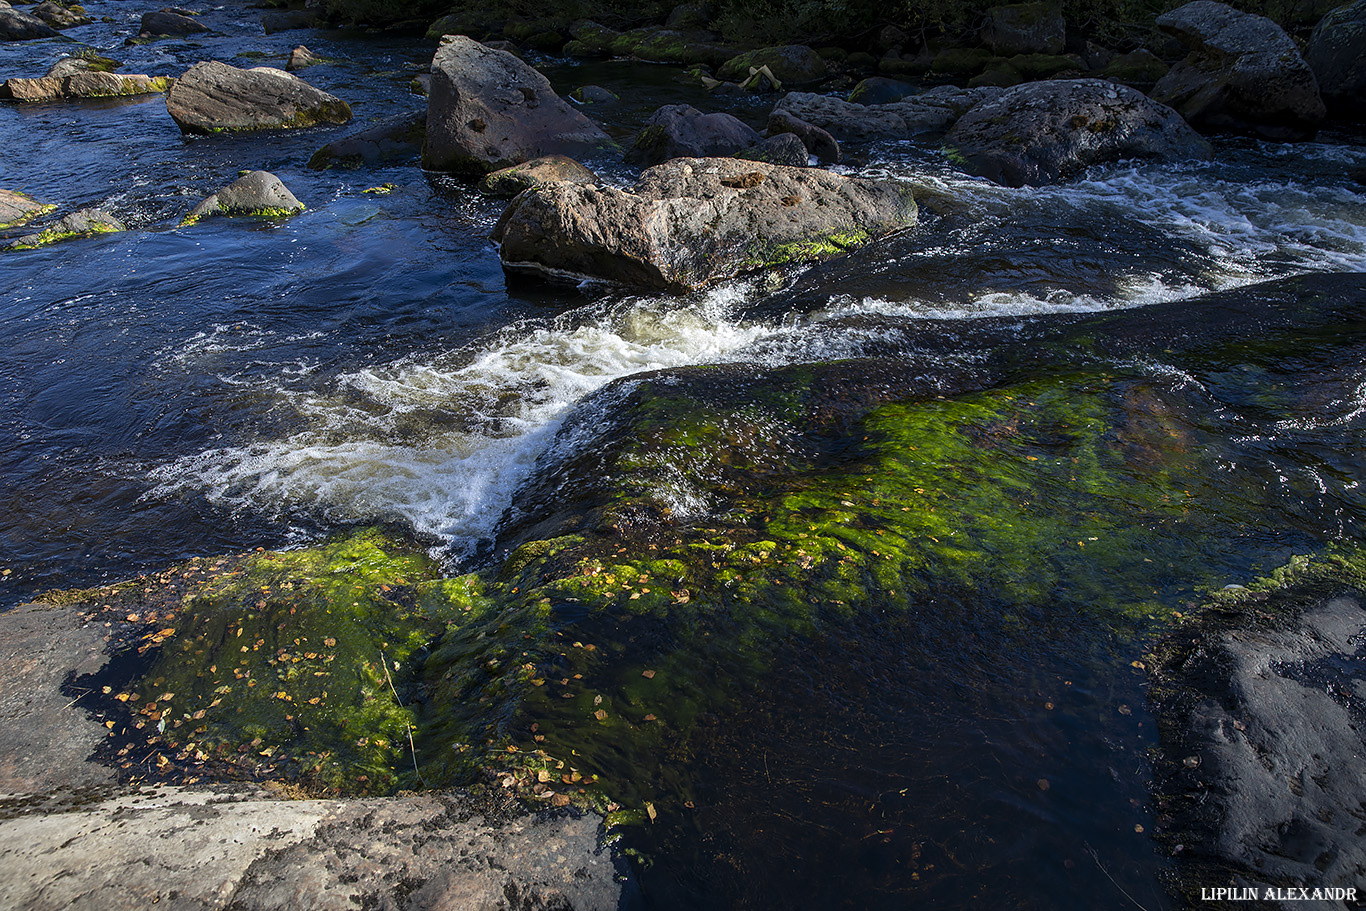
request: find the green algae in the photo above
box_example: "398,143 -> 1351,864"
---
139,528 -> 454,794
8,218 -> 120,251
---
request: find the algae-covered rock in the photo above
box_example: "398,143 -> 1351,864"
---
717,45 -> 828,86
181,170 -> 304,225
734,132 -> 808,166
4,71 -> 172,102
31,1 -> 90,29
495,156 -> 917,291
0,188 -> 54,228
6,206 -> 123,250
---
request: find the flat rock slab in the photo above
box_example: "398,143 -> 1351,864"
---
1151,574 -> 1366,902
0,786 -> 629,911
496,156 -> 917,291
0,603 -> 116,795
166,60 -> 351,134
5,72 -> 172,102
0,188 -> 53,229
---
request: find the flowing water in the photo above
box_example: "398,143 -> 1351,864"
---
2,4 -> 1365,908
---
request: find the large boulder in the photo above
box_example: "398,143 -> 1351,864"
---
1304,0 -> 1366,120
981,2 -> 1066,55
945,78 -> 1212,186
625,103 -> 761,167
139,7 -> 208,37
1151,0 -> 1325,140
495,156 -> 917,291
308,111 -> 425,169
423,35 -> 609,176
180,170 -> 304,225
717,45 -> 829,86
0,188 -> 54,228
165,60 -> 351,134
0,7 -> 60,40
5,71 -> 172,102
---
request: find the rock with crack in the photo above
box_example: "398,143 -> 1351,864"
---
165,60 -> 351,134
495,156 -> 917,291
180,170 -> 304,225
422,35 -> 609,175
944,78 -> 1212,186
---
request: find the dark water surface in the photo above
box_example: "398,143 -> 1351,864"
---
3,4 -> 1366,908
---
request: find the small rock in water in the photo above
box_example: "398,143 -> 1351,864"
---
139,7 -> 207,38
166,60 -> 351,134
285,45 -> 321,72
180,170 -> 304,226
478,154 -> 596,198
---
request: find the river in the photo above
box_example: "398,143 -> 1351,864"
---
2,3 -> 1365,908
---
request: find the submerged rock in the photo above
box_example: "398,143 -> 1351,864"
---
495,156 -> 917,291
166,60 -> 352,134
1149,550 -> 1366,900
945,78 -> 1212,186
307,111 -> 425,169
139,7 -> 207,38
1151,0 -> 1325,140
1304,0 -> 1366,121
422,35 -> 609,176
0,188 -> 54,228
0,7 -> 60,40
180,170 -> 304,225
4,70 -> 172,102
478,154 -> 596,198
6,206 -> 123,249
625,103 -> 761,167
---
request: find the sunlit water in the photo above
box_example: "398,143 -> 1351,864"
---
2,3 -> 1365,907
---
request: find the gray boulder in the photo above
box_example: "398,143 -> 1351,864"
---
773,85 -> 1003,144
945,78 -> 1212,186
308,111 -> 425,169
166,60 -> 352,134
1151,0 -> 1325,140
139,7 -> 207,37
0,188 -> 54,228
31,1 -> 89,29
423,35 -> 609,175
735,132 -> 810,166
0,7 -> 60,40
766,108 -> 840,163
181,170 -> 304,225
496,156 -> 917,291
626,103 -> 761,166
45,52 -> 118,77
5,70 -> 172,102
570,84 -> 618,104
7,207 -> 124,250
1304,0 -> 1366,120
478,154 -> 596,198
771,93 -> 908,142
717,45 -> 829,85
981,2 -> 1066,55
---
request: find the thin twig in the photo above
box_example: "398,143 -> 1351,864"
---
381,652 -> 426,788
1086,842 -> 1152,911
